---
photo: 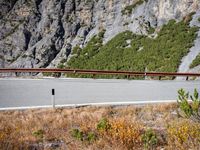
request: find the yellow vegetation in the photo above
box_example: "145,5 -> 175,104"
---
0,103 -> 199,149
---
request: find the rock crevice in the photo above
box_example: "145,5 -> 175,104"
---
0,0 -> 199,71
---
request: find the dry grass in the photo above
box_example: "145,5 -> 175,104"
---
0,103 -> 199,150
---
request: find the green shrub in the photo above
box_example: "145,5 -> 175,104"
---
57,63 -> 65,69
32,129 -> 44,139
177,89 -> 192,117
71,129 -> 96,142
86,132 -> 96,142
97,118 -> 110,131
71,129 -> 84,141
190,53 -> 200,68
142,129 -> 158,149
42,72 -> 53,77
122,0 -> 147,15
42,63 -> 64,77
177,89 -> 200,122
72,46 -> 82,55
190,89 -> 200,115
148,26 -> 155,34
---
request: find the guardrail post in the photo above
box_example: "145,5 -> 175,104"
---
186,76 -> 189,81
159,76 -> 161,80
93,74 -> 96,79
52,89 -> 55,109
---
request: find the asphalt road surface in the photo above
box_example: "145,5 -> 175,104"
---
0,78 -> 200,109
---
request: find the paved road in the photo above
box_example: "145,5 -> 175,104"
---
0,78 -> 200,109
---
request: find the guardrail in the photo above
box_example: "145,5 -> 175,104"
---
0,68 -> 200,80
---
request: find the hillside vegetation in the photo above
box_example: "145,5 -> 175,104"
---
190,53 -> 200,68
66,19 -> 198,79
121,0 -> 148,15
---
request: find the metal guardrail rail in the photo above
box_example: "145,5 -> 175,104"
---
0,68 -> 200,80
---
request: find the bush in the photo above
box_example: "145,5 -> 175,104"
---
190,53 -> 200,68
142,129 -> 158,149
177,89 -> 200,122
32,129 -> 44,139
96,118 -> 144,147
97,118 -> 110,131
71,128 -> 96,142
42,63 -> 65,77
72,46 -> 82,55
167,120 -> 200,149
121,0 -> 147,15
108,119 -> 143,147
148,26 -> 155,34
86,132 -> 96,142
42,72 -> 53,77
71,129 -> 84,141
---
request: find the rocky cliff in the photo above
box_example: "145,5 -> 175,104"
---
0,0 -> 200,74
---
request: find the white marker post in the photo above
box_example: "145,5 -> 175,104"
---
52,89 -> 55,109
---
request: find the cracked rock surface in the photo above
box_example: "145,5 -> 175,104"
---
0,0 -> 199,72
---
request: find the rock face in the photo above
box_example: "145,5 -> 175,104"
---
0,0 -> 199,71
177,9 -> 200,77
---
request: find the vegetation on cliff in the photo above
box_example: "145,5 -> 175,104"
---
190,53 -> 200,69
122,0 -> 148,15
67,19 -> 198,79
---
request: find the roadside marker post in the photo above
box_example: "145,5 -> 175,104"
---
52,89 -> 55,109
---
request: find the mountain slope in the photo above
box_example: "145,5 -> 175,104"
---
67,19 -> 198,79
0,0 -> 200,76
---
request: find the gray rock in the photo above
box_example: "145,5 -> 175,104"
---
0,0 -> 199,76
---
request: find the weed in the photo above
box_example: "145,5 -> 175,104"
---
86,132 -> 96,142
177,89 -> 200,122
71,129 -> 83,141
142,128 -> 158,149
121,0 -> 147,15
190,53 -> 200,68
167,120 -> 200,149
0,104 -> 199,149
148,26 -> 155,34
32,129 -> 44,139
72,46 -> 82,55
108,119 -> 143,147
97,118 -> 110,131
